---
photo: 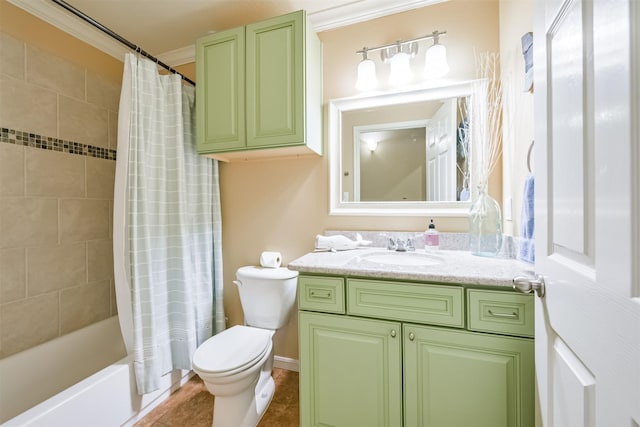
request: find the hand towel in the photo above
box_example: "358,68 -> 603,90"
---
315,233 -> 371,251
518,174 -> 535,263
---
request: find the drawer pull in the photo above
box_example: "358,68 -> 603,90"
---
390,329 -> 397,338
310,290 -> 332,299
408,332 -> 415,341
488,309 -> 518,319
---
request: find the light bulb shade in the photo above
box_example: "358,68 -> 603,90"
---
365,139 -> 378,151
388,52 -> 413,86
355,58 -> 378,91
424,43 -> 450,78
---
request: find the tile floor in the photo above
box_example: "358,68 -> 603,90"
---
134,368 -> 299,427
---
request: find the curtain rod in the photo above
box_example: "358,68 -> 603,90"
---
50,0 -> 196,86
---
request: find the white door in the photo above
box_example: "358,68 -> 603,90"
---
529,0 -> 640,425
426,98 -> 456,201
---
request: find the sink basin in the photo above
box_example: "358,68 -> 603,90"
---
359,251 -> 443,267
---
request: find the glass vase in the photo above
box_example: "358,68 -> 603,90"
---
468,186 -> 503,257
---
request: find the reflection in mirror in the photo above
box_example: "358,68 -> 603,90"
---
329,81 -> 480,216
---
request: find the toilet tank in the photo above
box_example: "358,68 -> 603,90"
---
235,266 -> 299,329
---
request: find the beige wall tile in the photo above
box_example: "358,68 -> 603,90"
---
0,75 -> 57,137
60,281 -> 110,334
87,239 -> 113,283
0,32 -> 25,80
0,144 -> 24,196
0,248 -> 25,304
87,71 -> 120,112
86,157 -> 115,199
26,45 -> 84,101
109,110 -> 119,150
26,148 -> 85,197
59,96 -> 109,148
27,242 -> 86,296
0,292 -> 59,357
59,199 -> 109,243
0,198 -> 58,248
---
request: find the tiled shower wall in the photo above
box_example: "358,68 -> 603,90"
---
0,31 -> 121,358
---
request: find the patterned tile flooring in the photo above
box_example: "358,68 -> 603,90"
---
134,368 -> 299,427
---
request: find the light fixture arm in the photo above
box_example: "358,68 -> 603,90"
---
355,30 -> 447,55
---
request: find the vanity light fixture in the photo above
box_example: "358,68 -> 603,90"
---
355,48 -> 378,91
355,30 -> 448,90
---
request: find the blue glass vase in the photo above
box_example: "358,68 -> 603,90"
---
468,187 -> 503,257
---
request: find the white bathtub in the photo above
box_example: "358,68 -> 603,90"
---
1,316 -> 193,426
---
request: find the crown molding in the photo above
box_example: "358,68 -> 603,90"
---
7,0 -> 130,62
157,45 -> 197,67
7,0 -> 447,67
308,0 -> 447,32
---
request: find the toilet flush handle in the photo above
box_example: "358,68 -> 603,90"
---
233,280 -> 242,287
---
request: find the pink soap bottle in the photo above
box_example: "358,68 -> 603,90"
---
425,219 -> 440,250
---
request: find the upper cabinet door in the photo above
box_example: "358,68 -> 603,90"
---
245,11 -> 304,148
196,27 -> 245,153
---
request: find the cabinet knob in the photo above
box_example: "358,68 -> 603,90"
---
408,332 -> 415,341
390,329 -> 397,338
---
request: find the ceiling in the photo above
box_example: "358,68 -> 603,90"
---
9,0 -> 446,65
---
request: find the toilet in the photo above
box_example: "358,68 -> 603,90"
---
192,266 -> 299,427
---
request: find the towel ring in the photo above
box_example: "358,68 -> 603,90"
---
526,140 -> 534,173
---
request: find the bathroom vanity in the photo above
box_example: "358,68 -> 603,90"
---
289,246 -> 534,427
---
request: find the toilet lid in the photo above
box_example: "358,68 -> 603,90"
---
192,325 -> 272,375
236,266 -> 299,280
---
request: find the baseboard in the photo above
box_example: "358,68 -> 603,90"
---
274,355 -> 300,372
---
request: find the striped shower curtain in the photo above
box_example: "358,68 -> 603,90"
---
113,53 -> 225,394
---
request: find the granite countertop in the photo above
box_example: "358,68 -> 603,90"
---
288,247 -> 534,288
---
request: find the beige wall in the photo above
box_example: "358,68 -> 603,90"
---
499,0 -> 535,237
0,1 -> 122,358
0,0 -> 527,365
220,0 -> 500,359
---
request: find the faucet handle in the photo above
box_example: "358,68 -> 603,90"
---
387,237 -> 397,251
405,238 -> 415,251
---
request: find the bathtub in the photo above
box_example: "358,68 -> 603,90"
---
1,316 -> 193,426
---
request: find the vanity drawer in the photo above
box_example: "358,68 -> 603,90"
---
298,275 -> 345,314
467,289 -> 534,338
347,279 -> 464,327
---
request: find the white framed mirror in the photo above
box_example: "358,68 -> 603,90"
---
329,80 -> 484,216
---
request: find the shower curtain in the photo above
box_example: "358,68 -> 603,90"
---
113,53 -> 225,394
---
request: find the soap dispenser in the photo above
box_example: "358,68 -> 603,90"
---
425,219 -> 440,250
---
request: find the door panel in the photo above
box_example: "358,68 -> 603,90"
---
533,0 -> 640,425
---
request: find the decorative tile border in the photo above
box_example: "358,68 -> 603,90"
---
0,127 -> 117,161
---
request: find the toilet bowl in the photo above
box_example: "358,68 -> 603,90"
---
192,266 -> 298,427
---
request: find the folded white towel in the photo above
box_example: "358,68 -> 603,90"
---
315,233 -> 371,251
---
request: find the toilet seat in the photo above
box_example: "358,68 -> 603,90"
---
192,325 -> 272,377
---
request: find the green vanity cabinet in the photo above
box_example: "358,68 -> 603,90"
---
299,311 -> 403,427
196,10 -> 322,161
298,274 -> 535,427
403,324 -> 534,427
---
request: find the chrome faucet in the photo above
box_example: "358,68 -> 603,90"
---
387,237 -> 415,252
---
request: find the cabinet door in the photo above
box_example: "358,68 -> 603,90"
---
404,324 -> 534,427
245,11 -> 304,148
299,311 -> 402,427
196,27 -> 245,153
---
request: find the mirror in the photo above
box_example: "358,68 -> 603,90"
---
329,81 -> 482,216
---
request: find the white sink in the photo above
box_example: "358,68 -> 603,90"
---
359,251 -> 443,267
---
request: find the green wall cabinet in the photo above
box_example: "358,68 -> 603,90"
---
298,275 -> 535,427
196,10 -> 322,161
